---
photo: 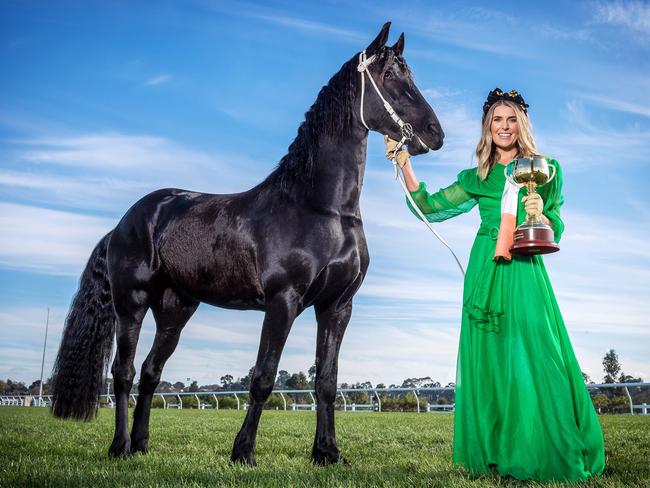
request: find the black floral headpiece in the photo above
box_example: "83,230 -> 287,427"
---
482,88 -> 529,118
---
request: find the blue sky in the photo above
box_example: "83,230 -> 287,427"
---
1,0 -> 649,387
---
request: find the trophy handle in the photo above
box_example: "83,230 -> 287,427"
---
504,164 -> 519,186
546,163 -> 556,184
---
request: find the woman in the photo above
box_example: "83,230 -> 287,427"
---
386,88 -> 605,482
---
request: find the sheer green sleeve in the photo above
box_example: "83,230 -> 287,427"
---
542,158 -> 565,243
406,179 -> 477,223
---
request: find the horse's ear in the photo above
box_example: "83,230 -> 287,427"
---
366,22 -> 391,55
392,32 -> 404,56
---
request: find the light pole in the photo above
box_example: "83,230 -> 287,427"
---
38,307 -> 50,407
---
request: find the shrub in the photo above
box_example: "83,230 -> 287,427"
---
264,394 -> 286,410
216,396 -> 239,409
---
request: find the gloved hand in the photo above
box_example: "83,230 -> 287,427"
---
384,135 -> 410,168
522,193 -> 543,217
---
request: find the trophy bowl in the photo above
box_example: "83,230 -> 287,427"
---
506,155 -> 555,187
505,156 -> 560,256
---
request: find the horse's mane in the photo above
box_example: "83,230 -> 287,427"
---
261,55 -> 359,194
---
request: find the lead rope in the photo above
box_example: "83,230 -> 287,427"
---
392,157 -> 466,277
357,50 -> 466,277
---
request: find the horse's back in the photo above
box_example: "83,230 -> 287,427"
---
108,188 -> 248,278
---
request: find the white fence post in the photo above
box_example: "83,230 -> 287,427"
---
339,391 -> 347,412
624,386 -> 633,415
308,391 -> 316,411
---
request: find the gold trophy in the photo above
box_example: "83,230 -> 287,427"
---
504,156 -> 560,255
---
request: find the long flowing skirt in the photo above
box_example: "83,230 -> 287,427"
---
453,234 -> 605,482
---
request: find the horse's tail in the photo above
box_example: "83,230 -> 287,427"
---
51,231 -> 116,421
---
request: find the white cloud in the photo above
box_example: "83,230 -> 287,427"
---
388,6 -> 593,57
537,24 -> 594,42
0,203 -> 115,275
0,130 -> 268,212
338,321 -> 460,386
593,1 -> 650,36
143,74 -> 172,86
247,13 -> 365,43
580,92 -> 650,119
536,100 -> 650,172
20,133 -> 217,171
0,170 -> 150,212
0,306 -> 67,384
358,276 -> 462,303
196,1 -> 365,44
416,16 -> 526,57
422,87 -> 465,100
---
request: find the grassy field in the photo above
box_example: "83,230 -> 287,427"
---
0,408 -> 648,487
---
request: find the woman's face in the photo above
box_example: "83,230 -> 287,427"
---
490,104 -> 519,151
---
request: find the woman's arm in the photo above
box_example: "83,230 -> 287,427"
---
406,179 -> 477,222
523,160 -> 564,241
384,136 -> 478,222
404,164 -> 478,223
542,159 -> 565,242
401,158 -> 421,193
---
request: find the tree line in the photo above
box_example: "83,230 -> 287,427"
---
2,349 -> 646,413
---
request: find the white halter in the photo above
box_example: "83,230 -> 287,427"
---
357,50 -> 415,153
357,50 -> 466,277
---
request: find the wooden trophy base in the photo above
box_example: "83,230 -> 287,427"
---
510,222 -> 560,256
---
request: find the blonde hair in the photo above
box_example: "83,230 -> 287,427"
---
475,100 -> 537,180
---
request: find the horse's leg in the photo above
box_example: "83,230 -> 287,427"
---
130,288 -> 199,454
231,293 -> 299,466
311,300 -> 353,465
108,287 -> 150,458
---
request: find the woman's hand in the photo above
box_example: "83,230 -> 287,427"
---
385,135 -> 419,191
522,193 -> 543,217
384,135 -> 410,168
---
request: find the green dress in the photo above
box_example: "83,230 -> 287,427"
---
406,159 -> 605,482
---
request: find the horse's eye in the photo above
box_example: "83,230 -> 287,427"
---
384,70 -> 394,80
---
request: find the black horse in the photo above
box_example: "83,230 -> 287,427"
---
50,22 -> 444,465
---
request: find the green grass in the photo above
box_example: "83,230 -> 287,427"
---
0,408 -> 648,487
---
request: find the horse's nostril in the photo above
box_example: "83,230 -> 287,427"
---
427,123 -> 445,141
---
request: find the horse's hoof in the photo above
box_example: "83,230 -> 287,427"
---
130,441 -> 149,455
108,439 -> 132,459
230,451 -> 257,467
312,448 -> 349,466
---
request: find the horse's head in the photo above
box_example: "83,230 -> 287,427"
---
357,22 -> 444,155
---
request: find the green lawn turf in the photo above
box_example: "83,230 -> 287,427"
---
0,408 -> 648,487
